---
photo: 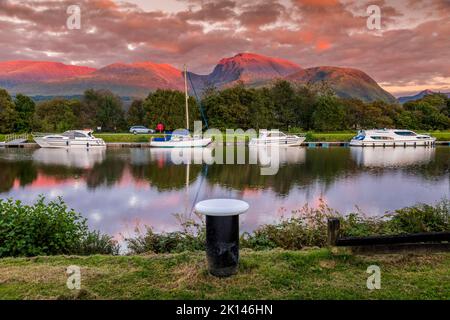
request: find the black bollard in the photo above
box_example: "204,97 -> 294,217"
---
206,215 -> 239,277
195,199 -> 249,278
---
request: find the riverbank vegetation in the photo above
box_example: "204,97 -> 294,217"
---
1,197 -> 449,299
127,199 -> 450,253
2,196 -> 448,258
0,197 -> 118,257
1,81 -> 449,134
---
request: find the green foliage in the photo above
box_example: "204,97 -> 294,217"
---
1,85 -> 450,134
387,200 -> 450,233
0,196 -> 118,257
13,94 -> 35,132
0,88 -> 17,133
143,89 -> 199,130
125,199 -> 449,254
126,215 -> 205,254
312,95 -> 346,131
241,201 -> 337,250
402,98 -> 450,130
76,230 -> 120,255
33,99 -> 78,132
84,89 -> 125,131
126,99 -> 145,127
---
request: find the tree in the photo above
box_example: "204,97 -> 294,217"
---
295,85 -> 318,130
33,99 -> 77,132
202,84 -> 253,130
126,99 -> 145,127
83,89 -> 125,131
14,94 -> 35,132
249,88 -> 277,130
144,89 -> 199,130
270,80 -> 298,130
312,95 -> 346,131
403,98 -> 449,130
0,88 -> 17,133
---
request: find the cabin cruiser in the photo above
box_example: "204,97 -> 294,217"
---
249,130 -> 305,147
33,130 -> 106,148
150,129 -> 212,148
349,129 -> 435,147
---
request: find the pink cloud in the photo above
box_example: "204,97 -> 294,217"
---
0,0 -> 448,94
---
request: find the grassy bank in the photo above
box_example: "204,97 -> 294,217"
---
0,249 -> 449,299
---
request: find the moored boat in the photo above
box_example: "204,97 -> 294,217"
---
349,129 -> 435,147
150,65 -> 212,148
249,130 -> 305,147
33,130 -> 106,148
150,129 -> 212,148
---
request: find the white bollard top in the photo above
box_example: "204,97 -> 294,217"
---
195,199 -> 249,217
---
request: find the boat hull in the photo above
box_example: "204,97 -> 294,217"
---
249,137 -> 305,147
349,139 -> 435,147
150,137 -> 212,148
34,137 -> 106,148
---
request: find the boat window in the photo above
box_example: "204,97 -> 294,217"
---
268,132 -> 281,137
63,131 -> 75,139
394,131 -> 416,136
370,136 -> 393,140
74,132 -> 87,138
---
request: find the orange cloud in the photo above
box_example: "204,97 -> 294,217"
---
315,39 -> 331,51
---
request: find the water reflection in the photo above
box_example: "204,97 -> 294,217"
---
351,147 -> 435,167
0,147 -> 448,239
33,148 -> 106,168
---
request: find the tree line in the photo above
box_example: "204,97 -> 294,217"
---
0,80 -> 449,134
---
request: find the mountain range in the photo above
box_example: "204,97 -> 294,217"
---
397,89 -> 450,104
0,53 -> 397,103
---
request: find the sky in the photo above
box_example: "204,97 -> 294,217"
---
0,0 -> 449,96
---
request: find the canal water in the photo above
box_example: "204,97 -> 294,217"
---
0,146 -> 448,240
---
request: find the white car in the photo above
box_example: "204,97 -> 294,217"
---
129,126 -> 155,134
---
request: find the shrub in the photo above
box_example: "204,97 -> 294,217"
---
386,199 -> 450,233
0,196 -> 118,257
241,200 -> 338,250
126,214 -> 205,254
76,230 -> 120,255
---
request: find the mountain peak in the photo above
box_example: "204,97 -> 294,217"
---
210,52 -> 302,86
398,89 -> 450,103
0,60 -> 96,82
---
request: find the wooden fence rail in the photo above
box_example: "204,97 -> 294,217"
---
327,218 -> 450,253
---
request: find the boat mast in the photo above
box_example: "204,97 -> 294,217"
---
184,64 -> 189,131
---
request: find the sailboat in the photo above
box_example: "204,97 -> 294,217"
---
150,65 -> 212,148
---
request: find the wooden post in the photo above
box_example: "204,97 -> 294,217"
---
327,218 -> 340,246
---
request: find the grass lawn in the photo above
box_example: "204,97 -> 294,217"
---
0,249 -> 449,300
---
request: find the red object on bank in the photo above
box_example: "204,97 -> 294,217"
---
156,123 -> 164,132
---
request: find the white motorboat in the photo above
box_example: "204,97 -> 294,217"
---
349,129 -> 435,147
150,65 -> 212,148
249,130 -> 305,147
33,130 -> 106,148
